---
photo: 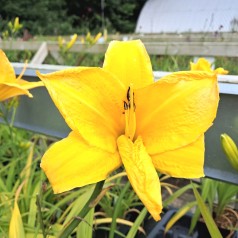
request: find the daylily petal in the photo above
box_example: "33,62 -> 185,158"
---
0,50 -> 43,101
41,131 -> 122,193
152,135 -> 205,178
17,79 -> 44,89
37,68 -> 126,153
214,67 -> 229,75
0,83 -> 32,101
190,58 -> 228,75
117,135 -> 162,221
0,50 -> 16,83
0,81 -> 43,101
190,58 -> 212,72
135,71 -> 219,154
103,40 -> 154,89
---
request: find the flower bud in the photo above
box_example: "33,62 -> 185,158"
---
66,34 -> 77,50
221,133 -> 238,171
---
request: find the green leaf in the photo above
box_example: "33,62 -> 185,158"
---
164,201 -> 197,233
126,207 -> 147,238
28,181 -> 41,227
76,207 -> 94,238
216,181 -> 238,216
192,183 -> 223,238
63,185 -> 95,226
58,180 -> 104,238
163,183 -> 198,207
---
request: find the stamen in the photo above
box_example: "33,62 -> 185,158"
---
16,60 -> 28,81
124,84 -> 136,140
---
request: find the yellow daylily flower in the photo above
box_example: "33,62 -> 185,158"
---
190,58 -> 229,75
0,50 -> 43,101
37,40 -> 219,221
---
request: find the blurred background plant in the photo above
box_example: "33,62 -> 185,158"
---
54,32 -> 103,66
0,17 -> 34,62
58,34 -> 78,54
1,17 -> 23,40
56,33 -> 78,65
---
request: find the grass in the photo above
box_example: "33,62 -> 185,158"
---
4,50 -> 35,62
0,119 -> 146,237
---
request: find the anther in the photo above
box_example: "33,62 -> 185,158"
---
124,101 -> 129,110
127,87 -> 131,101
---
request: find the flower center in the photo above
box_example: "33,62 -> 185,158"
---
124,85 -> 136,140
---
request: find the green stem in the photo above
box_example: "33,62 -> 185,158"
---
36,194 -> 47,238
10,104 -> 17,127
58,180 -> 105,238
0,102 -> 18,155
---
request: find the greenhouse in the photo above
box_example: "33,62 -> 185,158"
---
136,0 -> 238,33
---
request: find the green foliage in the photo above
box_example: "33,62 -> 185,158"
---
150,55 -> 238,74
151,55 -> 194,72
189,178 -> 238,234
104,0 -> 146,33
192,184 -> 223,238
44,52 -> 105,67
66,0 -> 146,34
216,57 -> 238,75
163,178 -> 238,236
2,17 -> 23,39
53,32 -> 104,66
4,50 -> 34,62
0,0 -> 74,35
199,178 -> 238,217
99,174 -> 140,219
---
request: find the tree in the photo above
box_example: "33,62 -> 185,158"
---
67,0 -> 147,34
105,0 -> 146,33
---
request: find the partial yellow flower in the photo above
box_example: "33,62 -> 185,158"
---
190,58 -> 228,75
37,40 -> 219,221
0,50 -> 43,101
